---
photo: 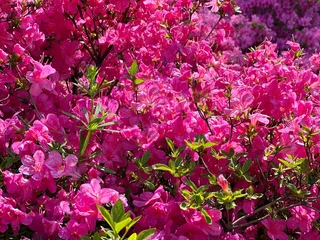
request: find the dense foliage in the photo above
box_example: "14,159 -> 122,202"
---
0,0 -> 320,239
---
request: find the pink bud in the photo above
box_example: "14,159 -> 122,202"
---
217,174 -> 230,192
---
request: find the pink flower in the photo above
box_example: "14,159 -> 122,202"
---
182,208 -> 222,236
5,207 -> 33,235
26,60 -> 56,96
58,219 -> 89,240
205,0 -> 219,12
287,206 -> 319,233
75,178 -> 127,212
45,151 -> 78,178
249,113 -> 269,127
286,41 -> 301,52
261,218 -> 288,240
19,150 -> 46,181
25,120 -> 53,150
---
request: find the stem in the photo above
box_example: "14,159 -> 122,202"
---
199,155 -> 213,176
204,15 -> 223,41
231,196 -> 284,226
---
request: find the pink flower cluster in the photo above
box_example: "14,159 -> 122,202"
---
0,0 -> 319,239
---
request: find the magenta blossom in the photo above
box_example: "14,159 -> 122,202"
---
75,178 -> 127,214
19,150 -> 46,181
45,151 -> 78,178
26,60 -> 56,96
261,218 -> 288,240
287,206 -> 319,233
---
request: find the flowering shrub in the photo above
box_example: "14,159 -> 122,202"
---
0,0 -> 319,239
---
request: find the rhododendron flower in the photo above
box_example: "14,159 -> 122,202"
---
249,113 -> 269,127
261,218 -> 288,240
19,150 -> 46,181
78,178 -> 127,207
26,60 -> 56,96
4,207 -> 33,235
45,151 -> 78,178
205,0 -> 219,12
133,188 -> 162,207
58,219 -> 89,240
182,208 -> 222,236
287,206 -> 319,233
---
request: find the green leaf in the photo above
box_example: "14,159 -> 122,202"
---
128,60 -> 138,77
94,103 -> 101,118
184,178 -> 197,191
246,186 -> 254,195
166,138 -> 175,152
203,142 -> 217,149
152,164 -> 174,173
250,193 -> 263,199
97,205 -> 115,230
126,216 -> 141,230
62,111 -> 87,126
242,159 -> 252,173
141,150 -> 151,166
87,164 -> 116,175
200,208 -> 212,224
115,218 -> 131,233
175,157 -> 183,168
144,181 -> 155,190
180,189 -> 191,200
168,159 -> 175,171
180,201 -> 189,210
279,159 -> 295,168
111,200 -> 125,222
93,232 -> 101,240
137,228 -> 156,240
243,173 -> 252,182
133,78 -> 145,85
120,212 -> 131,221
128,233 -> 137,240
86,65 -> 99,82
81,237 -> 91,240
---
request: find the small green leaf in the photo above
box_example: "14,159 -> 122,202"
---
126,216 -> 141,230
97,205 -> 115,230
175,157 -> 183,168
133,78 -> 145,85
250,193 -> 263,199
184,178 -> 197,191
86,65 -> 99,82
203,142 -> 217,149
243,173 -> 252,182
137,228 -> 156,240
200,208 -> 212,224
246,186 -> 254,195
81,237 -> 91,240
128,233 -> 137,240
144,181 -> 155,190
128,60 -> 138,77
152,164 -> 174,173
242,159 -> 252,173
166,138 -> 175,152
180,202 -> 189,210
93,232 -> 101,240
141,150 -> 151,166
87,164 -> 116,175
115,218 -> 131,233
168,159 -> 175,171
111,200 -> 125,222
120,212 -> 131,221
62,111 -> 87,126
